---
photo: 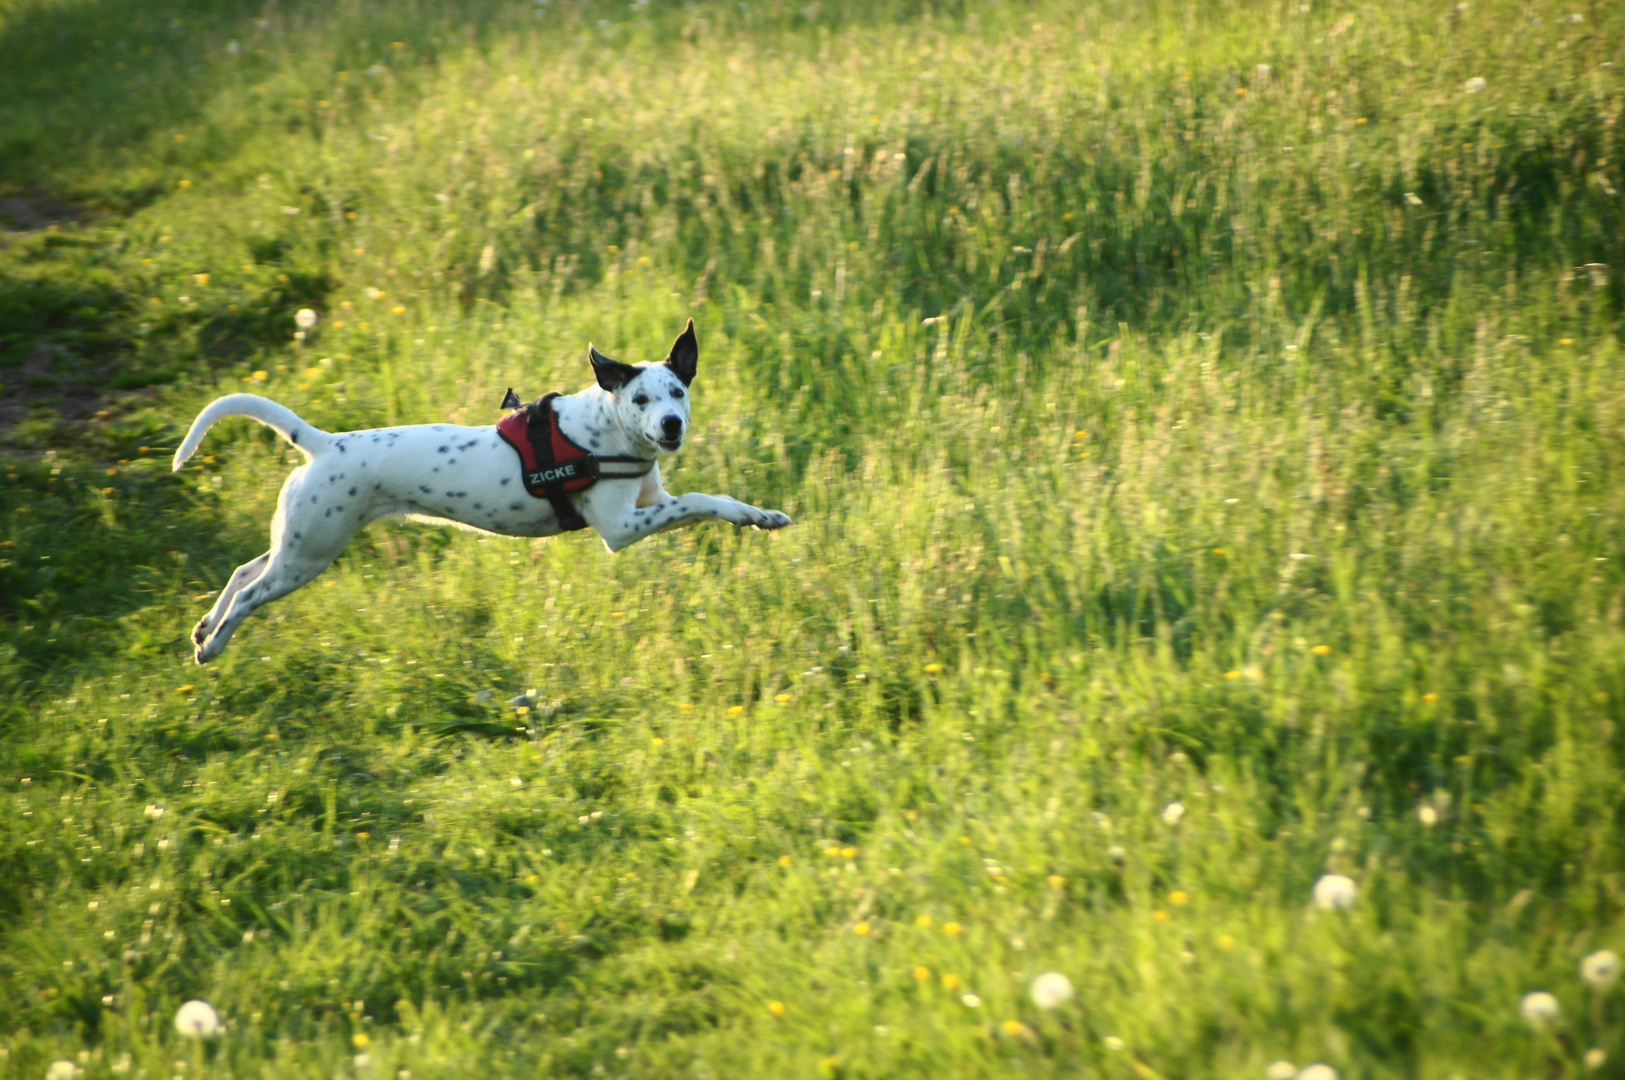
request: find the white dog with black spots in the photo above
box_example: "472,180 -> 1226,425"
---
172,320 -> 791,664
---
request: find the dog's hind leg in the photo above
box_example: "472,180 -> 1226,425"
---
193,552 -> 270,647
194,551 -> 335,664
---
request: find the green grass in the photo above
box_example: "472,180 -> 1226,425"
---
2,0 -> 1624,1076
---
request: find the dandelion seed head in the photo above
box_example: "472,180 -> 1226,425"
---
1520,991 -> 1560,1025
174,999 -> 223,1038
1030,971 -> 1074,1009
1312,874 -> 1357,910
1162,802 -> 1185,825
1297,1066 -> 1338,1080
960,992 -> 982,1008
1464,76 -> 1487,93
1581,951 -> 1620,990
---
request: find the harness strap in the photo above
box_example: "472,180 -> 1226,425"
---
495,391 -> 654,531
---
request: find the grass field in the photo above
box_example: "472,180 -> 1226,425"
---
2,0 -> 1624,1076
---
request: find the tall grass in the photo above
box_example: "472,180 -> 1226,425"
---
2,0 -> 1624,1076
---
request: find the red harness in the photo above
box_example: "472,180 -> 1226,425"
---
495,391 -> 653,531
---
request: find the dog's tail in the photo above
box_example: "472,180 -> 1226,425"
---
172,394 -> 333,471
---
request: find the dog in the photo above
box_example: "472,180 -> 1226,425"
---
172,320 -> 792,664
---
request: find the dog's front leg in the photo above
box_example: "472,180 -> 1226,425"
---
590,491 -> 792,552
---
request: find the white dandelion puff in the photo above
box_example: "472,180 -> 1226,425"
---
1520,991 -> 1560,1025
1464,76 -> 1487,93
1266,1063 -> 1297,1080
1418,804 -> 1438,827
1162,802 -> 1185,825
1581,950 -> 1620,990
1312,874 -> 1358,910
1029,971 -> 1074,1009
1297,1066 -> 1338,1080
174,999 -> 223,1038
960,993 -> 982,1008
46,1062 -> 80,1080
294,309 -> 318,330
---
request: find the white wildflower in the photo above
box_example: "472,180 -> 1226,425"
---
1162,802 -> 1185,825
1297,1066 -> 1338,1080
1266,1063 -> 1297,1080
294,309 -> 318,330
1520,991 -> 1560,1025
174,999 -> 223,1038
1581,950 -> 1620,990
46,1063 -> 80,1080
1312,874 -> 1358,910
1418,804 -> 1438,827
960,993 -> 982,1008
1464,76 -> 1487,93
1030,971 -> 1074,1009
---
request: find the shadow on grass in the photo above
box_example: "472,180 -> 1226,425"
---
0,456 -> 252,698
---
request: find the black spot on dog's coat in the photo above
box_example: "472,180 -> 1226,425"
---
500,477 -> 511,486
349,487 -> 357,496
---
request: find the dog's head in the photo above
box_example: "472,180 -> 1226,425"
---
588,319 -> 698,455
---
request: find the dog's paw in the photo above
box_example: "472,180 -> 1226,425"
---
193,633 -> 221,665
191,618 -> 211,646
745,507 -> 793,531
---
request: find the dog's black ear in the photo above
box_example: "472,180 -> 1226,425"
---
665,318 -> 697,386
588,344 -> 639,391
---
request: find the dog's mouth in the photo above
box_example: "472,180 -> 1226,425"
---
655,437 -> 683,452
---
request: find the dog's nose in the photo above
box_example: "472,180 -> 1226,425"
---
661,415 -> 683,439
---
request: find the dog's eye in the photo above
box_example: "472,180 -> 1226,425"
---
633,395 -> 649,406
672,389 -> 685,399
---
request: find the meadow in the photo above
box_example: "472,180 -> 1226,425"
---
2,0 -> 1624,1075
